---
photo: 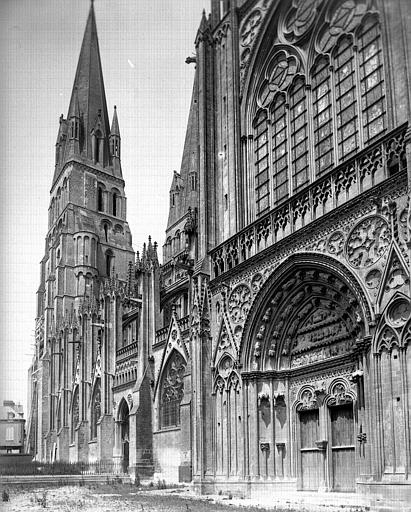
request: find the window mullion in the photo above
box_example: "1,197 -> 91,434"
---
285,99 -> 293,197
267,115 -> 274,210
353,41 -> 364,149
329,61 -> 339,167
306,83 -> 315,184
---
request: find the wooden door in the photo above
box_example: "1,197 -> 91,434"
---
122,440 -> 129,474
300,409 -> 321,490
330,404 -> 355,491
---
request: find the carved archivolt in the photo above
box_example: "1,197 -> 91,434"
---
241,258 -> 370,372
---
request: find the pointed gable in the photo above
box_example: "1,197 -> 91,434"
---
377,243 -> 410,311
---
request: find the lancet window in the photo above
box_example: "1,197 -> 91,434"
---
252,12 -> 386,217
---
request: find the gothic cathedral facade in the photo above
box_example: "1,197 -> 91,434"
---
27,0 -> 411,503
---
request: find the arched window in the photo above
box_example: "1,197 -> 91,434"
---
105,249 -> 113,276
91,238 -> 96,267
312,56 -> 333,176
165,237 -> 172,259
254,110 -> 269,216
160,351 -> 186,429
90,380 -> 101,440
94,130 -> 103,163
289,77 -> 309,192
334,35 -> 358,161
175,231 -> 181,253
113,193 -> 117,216
250,8 -> 386,219
98,187 -> 104,212
358,16 -> 385,143
270,94 -> 288,203
102,222 -> 109,243
84,236 -> 89,265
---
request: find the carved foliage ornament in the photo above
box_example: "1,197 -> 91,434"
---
219,356 -> 234,379
241,9 -> 262,47
228,284 -> 252,324
327,231 -> 345,256
365,268 -> 382,289
331,382 -> 352,405
345,216 -> 391,268
239,0 -> 269,88
251,272 -> 264,293
218,324 -> 232,352
299,389 -> 317,410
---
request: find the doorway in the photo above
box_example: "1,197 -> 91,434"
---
330,404 -> 355,492
118,400 -> 130,474
299,409 -> 321,490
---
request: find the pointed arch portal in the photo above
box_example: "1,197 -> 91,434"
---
231,255 -> 372,491
118,399 -> 130,474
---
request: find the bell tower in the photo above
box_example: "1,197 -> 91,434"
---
31,0 -> 134,461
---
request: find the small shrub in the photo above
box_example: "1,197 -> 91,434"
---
40,491 -> 47,508
156,479 -> 166,489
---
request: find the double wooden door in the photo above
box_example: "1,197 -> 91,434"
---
299,404 -> 355,492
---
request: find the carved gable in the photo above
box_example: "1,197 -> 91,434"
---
213,314 -> 237,367
378,244 -> 410,312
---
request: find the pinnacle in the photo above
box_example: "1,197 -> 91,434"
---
110,105 -> 120,136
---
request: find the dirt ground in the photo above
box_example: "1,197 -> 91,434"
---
0,484 -> 275,512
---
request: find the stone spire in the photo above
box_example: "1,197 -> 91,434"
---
53,0 -> 111,184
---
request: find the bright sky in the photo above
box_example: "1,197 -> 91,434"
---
0,0 -> 208,417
